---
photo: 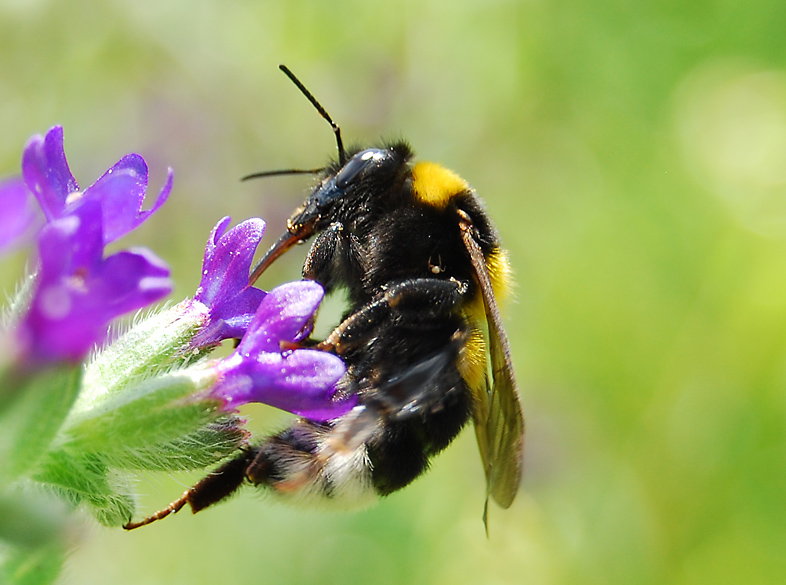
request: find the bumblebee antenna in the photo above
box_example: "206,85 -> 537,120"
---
279,64 -> 346,165
241,167 -> 324,181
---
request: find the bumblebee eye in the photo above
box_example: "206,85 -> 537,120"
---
336,149 -> 388,188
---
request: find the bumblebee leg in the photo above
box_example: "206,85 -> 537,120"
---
318,277 -> 468,353
244,422 -> 323,493
303,222 -> 341,281
302,222 -> 364,291
243,420 -> 378,507
123,450 -> 254,530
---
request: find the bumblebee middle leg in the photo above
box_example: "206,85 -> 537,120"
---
318,277 -> 469,353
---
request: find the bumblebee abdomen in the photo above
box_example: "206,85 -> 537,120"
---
366,340 -> 473,495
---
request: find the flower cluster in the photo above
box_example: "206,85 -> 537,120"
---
3,126 -> 174,368
0,127 -> 350,582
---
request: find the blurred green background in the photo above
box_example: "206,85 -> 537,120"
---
2,0 -> 786,584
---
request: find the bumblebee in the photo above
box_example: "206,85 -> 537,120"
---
124,66 -> 524,531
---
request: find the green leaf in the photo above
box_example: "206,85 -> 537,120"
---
0,490 -> 67,549
61,370 -> 224,456
0,366 -> 82,482
0,541 -> 65,585
103,415 -> 248,471
76,302 -> 207,409
2,273 -> 36,327
33,451 -> 135,527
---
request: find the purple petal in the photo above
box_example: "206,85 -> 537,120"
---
17,202 -> 172,365
20,125 -> 171,242
21,126 -> 79,222
0,176 -> 41,253
17,283 -> 105,365
208,277 -> 353,421
190,217 -> 267,347
93,248 -> 173,317
35,201 -> 104,284
195,217 -> 266,309
82,154 -> 174,244
237,281 -> 325,354
214,349 -> 353,421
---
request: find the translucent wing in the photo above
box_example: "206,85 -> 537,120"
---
458,211 -> 525,528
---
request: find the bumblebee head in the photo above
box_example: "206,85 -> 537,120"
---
293,147 -> 397,232
246,66 -> 417,283
249,145 -> 411,282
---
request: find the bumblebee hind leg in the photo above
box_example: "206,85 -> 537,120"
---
123,450 -> 255,530
124,420 -> 378,530
242,420 -> 377,508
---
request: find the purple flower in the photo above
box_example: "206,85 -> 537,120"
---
189,217 -> 267,348
0,176 -> 40,254
213,280 -> 353,421
15,201 -> 172,366
22,126 -> 172,244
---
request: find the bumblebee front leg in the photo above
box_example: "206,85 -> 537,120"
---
302,222 -> 364,291
318,277 -> 468,353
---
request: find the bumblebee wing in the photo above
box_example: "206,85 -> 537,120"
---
328,344 -> 464,453
458,211 -> 525,516
483,301 -> 525,508
374,347 -> 461,421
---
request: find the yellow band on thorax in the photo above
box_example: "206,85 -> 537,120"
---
411,161 -> 470,209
